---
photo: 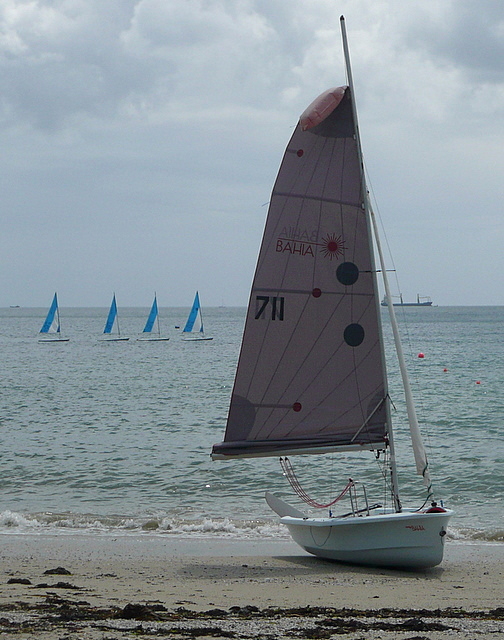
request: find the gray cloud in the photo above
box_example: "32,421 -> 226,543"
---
402,1 -> 504,82
1,0 -> 504,307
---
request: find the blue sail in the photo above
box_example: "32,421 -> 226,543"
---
143,296 -> 158,333
40,293 -> 60,334
183,292 -> 203,334
104,295 -> 118,334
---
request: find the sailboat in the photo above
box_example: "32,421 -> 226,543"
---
212,16 -> 453,569
182,292 -> 213,341
138,294 -> 170,341
39,293 -> 69,342
101,293 -> 129,341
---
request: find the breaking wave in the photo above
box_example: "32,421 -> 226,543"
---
0,509 -> 501,544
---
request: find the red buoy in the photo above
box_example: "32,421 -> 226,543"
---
418,352 -> 425,359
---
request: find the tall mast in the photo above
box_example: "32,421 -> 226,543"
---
55,292 -> 61,335
340,16 -> 433,504
340,16 -> 402,510
155,293 -> 161,337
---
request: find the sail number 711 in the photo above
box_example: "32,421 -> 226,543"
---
255,296 -> 285,321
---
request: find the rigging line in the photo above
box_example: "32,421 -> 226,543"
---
372,446 -> 393,511
364,163 -> 435,473
280,457 -> 354,509
364,166 -> 417,355
363,165 -> 402,298
350,394 -> 386,443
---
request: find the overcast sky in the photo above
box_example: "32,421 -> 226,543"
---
2,0 -> 504,307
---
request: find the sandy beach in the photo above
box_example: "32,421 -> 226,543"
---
0,534 -> 502,638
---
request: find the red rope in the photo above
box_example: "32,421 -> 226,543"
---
280,457 -> 354,509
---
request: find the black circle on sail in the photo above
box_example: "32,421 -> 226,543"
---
344,323 -> 365,347
336,262 -> 359,286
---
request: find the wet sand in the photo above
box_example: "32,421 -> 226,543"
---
0,534 -> 503,638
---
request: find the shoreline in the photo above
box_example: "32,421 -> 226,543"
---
1,534 -> 503,611
1,535 -> 503,638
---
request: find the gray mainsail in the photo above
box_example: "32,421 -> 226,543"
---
212,86 -> 389,459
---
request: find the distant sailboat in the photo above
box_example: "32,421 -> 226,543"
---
211,17 -> 453,569
182,292 -> 213,341
138,294 -> 170,341
101,294 -> 129,341
39,293 -> 69,342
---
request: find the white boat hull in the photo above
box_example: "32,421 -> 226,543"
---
266,492 -> 452,569
281,509 -> 453,569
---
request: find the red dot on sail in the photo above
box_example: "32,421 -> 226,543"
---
312,288 -> 322,298
297,149 -> 304,157
293,402 -> 302,412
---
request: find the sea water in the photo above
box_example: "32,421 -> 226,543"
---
0,305 -> 502,543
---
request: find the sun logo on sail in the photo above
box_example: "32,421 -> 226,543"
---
320,233 -> 345,260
